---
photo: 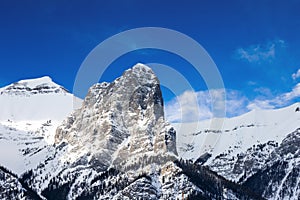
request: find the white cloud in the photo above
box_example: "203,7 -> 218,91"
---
225,90 -> 249,116
246,100 -> 275,110
281,83 -> 300,102
165,82 -> 300,123
253,87 -> 273,97
292,69 -> 300,80
235,39 -> 285,63
164,89 -> 248,123
247,81 -> 257,86
246,83 -> 300,110
164,90 -> 212,123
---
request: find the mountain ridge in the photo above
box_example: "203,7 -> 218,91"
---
0,64 -> 299,199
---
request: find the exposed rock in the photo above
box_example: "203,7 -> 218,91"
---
55,63 -> 177,172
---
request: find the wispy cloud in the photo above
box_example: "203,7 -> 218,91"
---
281,83 -> 300,102
292,69 -> 300,80
253,87 -> 273,97
164,89 -> 248,123
164,90 -> 212,123
235,39 -> 285,64
247,82 -> 300,110
165,82 -> 300,123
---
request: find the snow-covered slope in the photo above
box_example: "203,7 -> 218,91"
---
174,102 -> 300,199
174,102 -> 300,162
0,76 -> 82,175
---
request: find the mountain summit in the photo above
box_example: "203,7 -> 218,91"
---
55,63 -> 177,171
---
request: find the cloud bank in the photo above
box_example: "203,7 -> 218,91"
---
165,82 -> 300,123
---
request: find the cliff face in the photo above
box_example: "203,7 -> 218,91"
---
55,63 -> 177,171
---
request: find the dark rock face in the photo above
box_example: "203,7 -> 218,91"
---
195,152 -> 212,165
243,129 -> 300,199
165,127 -> 177,153
129,83 -> 164,120
210,141 -> 278,184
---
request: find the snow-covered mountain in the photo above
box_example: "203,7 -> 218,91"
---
0,64 -> 299,199
175,102 -> 300,161
174,102 -> 300,199
0,76 -> 81,121
18,64 -> 205,199
0,76 -> 81,175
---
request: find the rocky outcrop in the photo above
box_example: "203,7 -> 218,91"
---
243,128 -> 300,199
55,63 -> 177,172
209,128 -> 300,199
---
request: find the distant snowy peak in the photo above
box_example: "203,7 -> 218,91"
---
176,102 -> 300,159
0,76 -> 81,122
0,76 -> 69,96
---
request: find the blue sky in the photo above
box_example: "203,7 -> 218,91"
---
0,0 -> 300,122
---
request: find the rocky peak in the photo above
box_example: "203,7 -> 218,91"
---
55,63 -> 177,172
84,63 -> 164,119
